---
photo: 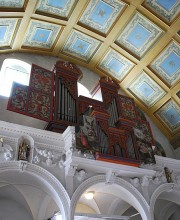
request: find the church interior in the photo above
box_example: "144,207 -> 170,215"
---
0,0 -> 180,219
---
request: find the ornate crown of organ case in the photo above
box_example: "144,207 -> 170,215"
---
7,61 -> 155,166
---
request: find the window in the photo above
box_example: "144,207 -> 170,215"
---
77,82 -> 91,98
0,59 -> 31,97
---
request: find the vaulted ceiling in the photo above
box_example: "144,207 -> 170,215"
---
0,0 -> 179,146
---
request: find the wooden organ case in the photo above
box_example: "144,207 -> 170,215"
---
8,61 -> 155,165
46,61 -> 82,132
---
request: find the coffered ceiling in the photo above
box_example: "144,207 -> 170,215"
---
0,0 -> 179,145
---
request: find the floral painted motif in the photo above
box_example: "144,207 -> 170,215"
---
8,82 -> 28,112
7,65 -> 54,122
30,65 -> 53,93
137,140 -> 155,164
28,91 -> 51,120
118,95 -> 137,120
134,121 -> 153,144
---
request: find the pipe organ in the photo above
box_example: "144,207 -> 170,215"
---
56,77 -> 77,123
8,61 -> 155,165
46,61 -> 82,132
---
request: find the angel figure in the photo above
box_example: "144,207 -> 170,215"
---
18,141 -> 30,161
84,117 -> 96,138
164,167 -> 173,183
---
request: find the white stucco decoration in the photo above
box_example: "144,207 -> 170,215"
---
0,141 -> 13,161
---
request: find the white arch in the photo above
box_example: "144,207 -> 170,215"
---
0,58 -> 31,74
70,175 -> 150,220
0,161 -> 70,220
150,183 -> 180,220
158,202 -> 179,220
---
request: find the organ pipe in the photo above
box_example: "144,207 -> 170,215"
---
56,78 -> 76,123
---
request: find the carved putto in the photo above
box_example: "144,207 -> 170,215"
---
0,137 -> 13,161
130,177 -> 140,187
76,169 -> 87,181
33,147 -> 65,168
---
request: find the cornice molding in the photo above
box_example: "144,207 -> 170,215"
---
0,120 -> 64,144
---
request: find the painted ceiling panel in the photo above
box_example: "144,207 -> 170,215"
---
36,0 -> 77,19
128,71 -> 166,108
79,0 -> 126,35
143,0 -> 180,24
150,41 -> 180,87
0,26 -> 7,41
116,12 -> 164,59
0,18 -> 20,48
98,48 -> 135,81
22,20 -> 62,50
155,99 -> 180,134
62,30 -> 101,62
0,0 -> 25,8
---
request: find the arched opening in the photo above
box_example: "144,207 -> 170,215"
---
150,183 -> 180,220
0,162 -> 70,220
77,83 -> 91,98
71,175 -> 150,220
0,59 -> 31,97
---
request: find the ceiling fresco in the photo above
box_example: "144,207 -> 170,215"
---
0,0 -> 179,145
0,18 -> 20,48
128,71 -> 166,108
22,19 -> 62,49
79,0 -> 126,35
99,48 -> 135,80
116,12 -> 164,59
62,29 -> 102,62
36,0 -> 77,19
155,99 -> 180,135
143,0 -> 180,24
150,41 -> 180,87
0,0 -> 26,8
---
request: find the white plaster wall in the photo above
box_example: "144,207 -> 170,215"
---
0,199 -> 33,220
145,114 -> 175,158
171,208 -> 180,220
0,52 -> 99,92
174,148 -> 180,160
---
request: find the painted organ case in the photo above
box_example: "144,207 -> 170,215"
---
8,61 -> 155,165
